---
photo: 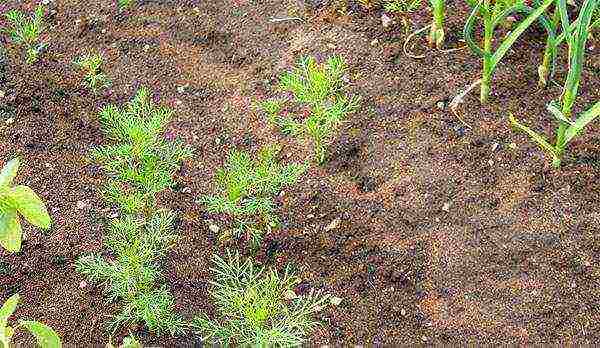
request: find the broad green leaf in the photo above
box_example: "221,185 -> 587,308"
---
564,101 -> 600,144
9,186 -> 51,230
0,158 -> 19,189
0,294 -> 20,326
508,113 -> 559,162
19,321 -> 62,348
0,208 -> 22,252
491,0 -> 554,72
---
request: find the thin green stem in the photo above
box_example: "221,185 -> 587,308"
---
481,0 -> 493,103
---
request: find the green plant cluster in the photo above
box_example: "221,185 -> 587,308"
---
199,145 -> 306,249
76,87 -> 191,335
0,158 -> 51,253
74,53 -> 111,94
192,251 -> 328,346
2,5 -> 45,64
1,294 -> 61,348
260,55 -> 360,165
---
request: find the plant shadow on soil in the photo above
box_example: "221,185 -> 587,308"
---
1,0 -> 600,345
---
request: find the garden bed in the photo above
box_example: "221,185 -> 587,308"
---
1,0 -> 600,345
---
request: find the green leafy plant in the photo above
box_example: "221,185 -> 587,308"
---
74,53 -> 111,94
191,251 -> 328,346
428,0 -> 445,48
90,87 -> 192,213
537,1 -> 600,87
77,88 -> 190,335
463,0 -> 555,103
2,5 -> 45,64
117,0 -> 136,11
510,0 -> 599,167
264,55 -> 360,165
199,145 -> 306,248
0,158 -> 51,253
1,294 -> 61,348
384,0 -> 422,13
76,212 -> 183,335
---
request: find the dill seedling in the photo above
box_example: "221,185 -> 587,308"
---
2,5 -> 45,64
191,251 -> 329,347
199,145 -> 306,248
74,52 -> 111,94
264,55 -> 360,165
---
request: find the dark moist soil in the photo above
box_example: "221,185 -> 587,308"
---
2,0 -> 600,345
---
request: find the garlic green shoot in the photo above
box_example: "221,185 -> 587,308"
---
463,0 -> 555,103
510,0 -> 599,168
429,0 -> 445,48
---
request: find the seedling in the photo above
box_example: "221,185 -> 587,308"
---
537,2 -> 600,87
0,158 -> 51,253
265,55 -> 360,165
428,0 -> 445,48
107,334 -> 143,348
2,5 -> 45,64
74,53 -> 111,94
78,88 -> 190,335
510,0 -> 599,168
76,211 -> 184,335
90,87 -> 192,213
382,0 -> 422,34
463,0 -> 555,103
117,0 -> 136,11
0,294 -> 61,348
199,145 -> 306,248
191,251 -> 329,346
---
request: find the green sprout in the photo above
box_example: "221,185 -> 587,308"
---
463,0 -> 555,103
383,0 -> 422,34
428,0 -> 445,48
191,251 -> 329,347
510,0 -> 599,168
537,1 -> 600,87
266,55 -> 360,165
199,145 -> 306,248
2,5 -> 45,64
74,53 -> 111,94
1,294 -> 62,348
117,0 -> 136,11
0,158 -> 51,253
90,87 -> 192,213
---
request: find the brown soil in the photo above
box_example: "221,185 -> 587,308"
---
1,0 -> 600,346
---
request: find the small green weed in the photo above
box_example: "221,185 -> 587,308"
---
262,55 -> 360,165
199,145 -> 306,248
74,53 -> 111,94
191,251 -> 329,346
2,5 -> 45,64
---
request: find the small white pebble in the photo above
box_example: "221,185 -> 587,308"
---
5,118 -> 14,125
370,39 -> 379,46
442,202 -> 451,212
79,280 -> 87,288
76,200 -> 87,210
209,224 -> 219,233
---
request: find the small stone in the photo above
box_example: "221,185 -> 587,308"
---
330,296 -> 343,306
381,13 -> 394,28
442,202 -> 451,212
488,159 -> 494,166
401,308 -> 406,315
370,39 -> 379,46
182,187 -> 191,194
491,142 -> 499,151
0,90 -> 5,98
209,224 -> 219,233
177,84 -> 189,94
143,44 -> 150,52
327,43 -> 336,50
76,200 -> 87,210
436,101 -> 445,110
307,214 -> 315,219
79,280 -> 87,288
109,211 -> 119,218
325,217 -> 341,231
422,336 -> 429,342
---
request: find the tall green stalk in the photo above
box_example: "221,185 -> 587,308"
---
428,0 -> 445,48
510,0 -> 599,168
464,0 -> 555,103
